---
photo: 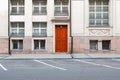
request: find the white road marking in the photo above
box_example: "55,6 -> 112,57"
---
0,64 -> 7,71
74,59 -> 120,70
34,60 -> 67,71
112,59 -> 120,62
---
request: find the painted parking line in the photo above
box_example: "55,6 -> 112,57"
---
0,64 -> 7,71
34,60 -> 67,71
74,59 -> 120,70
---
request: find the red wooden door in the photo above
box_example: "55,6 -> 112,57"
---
55,25 -> 68,52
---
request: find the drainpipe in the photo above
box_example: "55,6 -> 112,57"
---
8,0 -> 11,55
70,0 -> 73,58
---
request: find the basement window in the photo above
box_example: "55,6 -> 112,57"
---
102,40 -> 110,50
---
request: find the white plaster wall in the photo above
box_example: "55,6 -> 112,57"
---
71,0 -> 84,36
0,0 -> 8,37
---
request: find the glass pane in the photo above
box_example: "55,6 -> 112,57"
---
19,40 -> 23,49
103,13 -> 108,19
11,0 -> 17,5
19,29 -> 24,35
89,7 -> 94,12
19,22 -> 24,28
96,0 -> 101,5
11,23 -> 17,28
41,2 -> 47,5
55,7 -> 61,12
103,7 -> 108,12
96,7 -> 101,12
11,7 -> 17,13
34,40 -> 39,49
19,0 -> 24,5
41,29 -> 46,35
89,20 -> 95,26
102,40 -> 110,50
89,0 -> 95,5
103,20 -> 109,25
62,7 -> 68,14
12,40 -> 18,49
103,0 -> 109,5
62,2 -> 68,5
96,13 -> 101,19
55,2 -> 61,5
90,40 -> 98,50
41,7 -> 47,13
33,23 -> 39,28
41,23 -> 47,28
19,7 -> 24,14
33,0 -> 39,5
12,29 -> 17,34
40,40 -> 45,49
89,13 -> 95,19
96,20 -> 101,25
33,7 -> 39,13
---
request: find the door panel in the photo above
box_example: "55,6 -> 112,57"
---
55,25 -> 68,52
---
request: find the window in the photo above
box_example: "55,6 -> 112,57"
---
102,40 -> 110,50
11,22 -> 24,36
90,40 -> 98,50
12,40 -> 23,50
34,40 -> 46,50
10,0 -> 24,14
33,22 -> 47,36
33,0 -> 47,15
54,0 -> 69,16
89,0 -> 109,26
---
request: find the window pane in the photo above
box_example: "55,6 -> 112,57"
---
11,0 -> 17,5
62,2 -> 68,5
89,20 -> 95,25
12,40 -> 18,49
19,40 -> 23,49
33,7 -> 39,13
89,0 -> 95,5
55,2 -> 61,5
11,23 -> 17,28
96,20 -> 101,25
89,13 -> 95,19
96,0 -> 101,5
103,13 -> 108,19
62,7 -> 68,14
41,29 -> 46,35
19,29 -> 24,35
19,7 -> 24,14
89,7 -> 94,12
103,20 -> 109,25
102,40 -> 110,50
19,0 -> 24,5
41,7 -> 47,13
96,13 -> 101,19
55,7 -> 61,13
103,7 -> 108,12
103,0 -> 109,5
40,40 -> 45,49
33,29 -> 39,34
12,29 -> 17,34
11,7 -> 17,13
41,23 -> 47,28
33,23 -> 39,28
90,40 -> 98,50
33,1 -> 39,5
96,7 -> 101,12
34,40 -> 39,49
19,22 -> 24,28
41,2 -> 47,5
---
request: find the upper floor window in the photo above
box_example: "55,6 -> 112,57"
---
33,22 -> 47,36
89,0 -> 109,26
33,0 -> 47,15
10,0 -> 24,15
54,0 -> 69,16
11,22 -> 24,37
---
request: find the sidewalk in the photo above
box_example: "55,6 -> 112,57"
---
1,53 -> 120,60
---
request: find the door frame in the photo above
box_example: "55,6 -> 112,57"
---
53,23 -> 70,53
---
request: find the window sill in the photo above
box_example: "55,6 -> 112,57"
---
88,25 -> 112,28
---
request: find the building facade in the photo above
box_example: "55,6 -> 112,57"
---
0,0 -> 120,54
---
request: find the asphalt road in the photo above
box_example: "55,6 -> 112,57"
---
0,59 -> 120,80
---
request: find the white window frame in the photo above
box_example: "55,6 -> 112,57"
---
10,0 -> 24,15
89,0 -> 109,26
33,22 -> 47,36
33,0 -> 47,15
54,0 -> 69,16
12,40 -> 23,50
34,40 -> 46,50
11,22 -> 24,36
